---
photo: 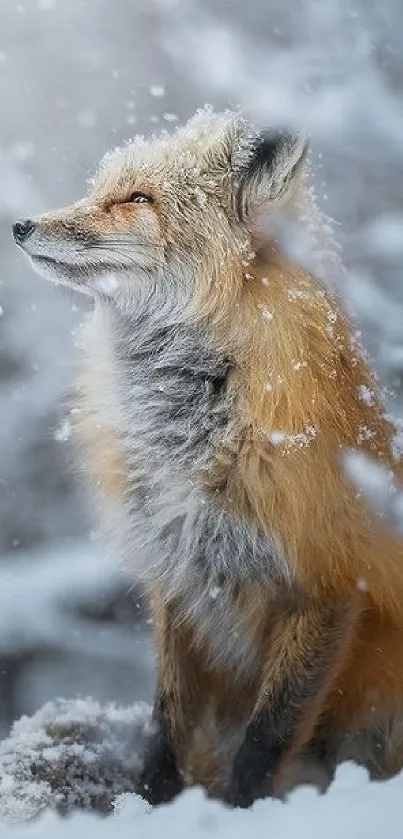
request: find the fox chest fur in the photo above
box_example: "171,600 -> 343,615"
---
82,296 -> 290,679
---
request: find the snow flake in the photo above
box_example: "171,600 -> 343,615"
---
194,186 -> 207,206
358,425 -> 376,443
269,426 -> 318,452
54,420 -> 72,443
357,385 -> 375,407
269,431 -> 285,445
288,425 -> 317,449
287,288 -> 308,301
149,85 -> 165,97
258,304 -> 274,322
327,310 -> 337,323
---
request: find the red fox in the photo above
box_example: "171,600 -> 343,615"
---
13,108 -> 403,807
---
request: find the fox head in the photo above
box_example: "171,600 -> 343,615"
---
13,108 -> 307,310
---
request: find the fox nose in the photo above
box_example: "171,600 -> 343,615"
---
12,219 -> 36,244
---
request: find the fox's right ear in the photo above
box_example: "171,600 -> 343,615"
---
234,130 -> 308,222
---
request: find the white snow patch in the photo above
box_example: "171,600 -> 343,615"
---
149,85 -> 165,97
0,698 -> 150,825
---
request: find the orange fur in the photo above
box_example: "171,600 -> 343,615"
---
196,242 -> 403,757
21,109 -> 403,799
76,417 -> 126,499
75,240 -> 403,791
201,244 -> 403,611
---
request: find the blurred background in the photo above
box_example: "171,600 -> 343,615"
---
0,0 -> 403,735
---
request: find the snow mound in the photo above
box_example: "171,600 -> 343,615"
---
0,698 -> 150,824
0,760 -> 403,839
1,700 -> 403,838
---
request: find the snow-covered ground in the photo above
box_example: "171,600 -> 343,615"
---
0,697 -> 403,838
1,770 -> 403,838
21,772 -> 403,839
1,758 -> 403,838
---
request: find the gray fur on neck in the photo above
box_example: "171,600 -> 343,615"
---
88,286 -> 291,675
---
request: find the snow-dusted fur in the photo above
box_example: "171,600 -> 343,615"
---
14,107 -> 403,804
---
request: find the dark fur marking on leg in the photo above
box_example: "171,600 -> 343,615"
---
224,603 -> 350,807
137,690 -> 183,805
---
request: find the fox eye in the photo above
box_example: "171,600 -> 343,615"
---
129,191 -> 153,204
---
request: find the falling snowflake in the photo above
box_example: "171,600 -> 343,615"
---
149,85 -> 165,97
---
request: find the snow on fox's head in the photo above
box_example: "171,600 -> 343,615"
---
13,107 -> 307,303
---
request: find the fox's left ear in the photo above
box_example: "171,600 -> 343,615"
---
233,130 -> 308,221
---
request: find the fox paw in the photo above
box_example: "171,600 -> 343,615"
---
137,752 -> 183,806
223,784 -> 255,809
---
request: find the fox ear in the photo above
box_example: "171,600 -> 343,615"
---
234,130 -> 308,221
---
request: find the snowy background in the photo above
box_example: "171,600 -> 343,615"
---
1,0 -> 403,833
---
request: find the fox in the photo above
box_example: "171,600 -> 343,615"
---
12,107 -> 403,807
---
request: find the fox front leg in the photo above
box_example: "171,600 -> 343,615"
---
137,687 -> 184,805
224,598 -> 358,808
137,597 -> 208,805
